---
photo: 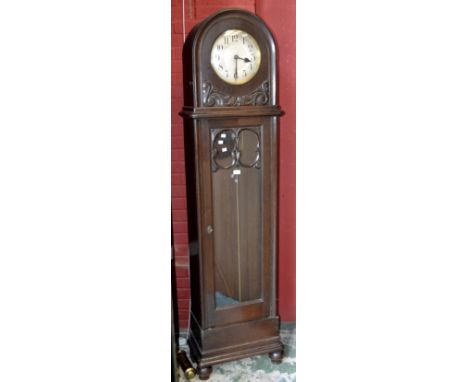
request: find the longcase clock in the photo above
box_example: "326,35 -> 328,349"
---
180,9 -> 283,380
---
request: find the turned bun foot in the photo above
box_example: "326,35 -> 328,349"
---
269,349 -> 284,364
197,365 -> 212,380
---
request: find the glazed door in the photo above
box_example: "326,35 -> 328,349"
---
197,117 -> 276,328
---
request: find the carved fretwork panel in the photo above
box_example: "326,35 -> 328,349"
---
202,81 -> 270,107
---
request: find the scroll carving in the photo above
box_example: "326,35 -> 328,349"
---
202,81 -> 269,107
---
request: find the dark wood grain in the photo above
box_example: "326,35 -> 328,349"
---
180,9 -> 283,374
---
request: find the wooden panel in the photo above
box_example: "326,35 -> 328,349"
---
202,316 -> 279,350
188,315 -> 282,367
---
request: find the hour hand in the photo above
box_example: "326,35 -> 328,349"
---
234,55 -> 251,63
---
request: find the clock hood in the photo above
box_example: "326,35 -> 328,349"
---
182,9 -> 278,111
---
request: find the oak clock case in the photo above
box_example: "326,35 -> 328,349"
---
180,9 -> 283,380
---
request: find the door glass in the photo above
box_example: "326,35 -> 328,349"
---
238,129 -> 260,168
213,130 -> 236,169
211,127 -> 263,308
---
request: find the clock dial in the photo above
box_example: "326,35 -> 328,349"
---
210,29 -> 261,85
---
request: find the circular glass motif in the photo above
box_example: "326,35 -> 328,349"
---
210,29 -> 261,85
238,129 -> 260,167
213,130 -> 236,169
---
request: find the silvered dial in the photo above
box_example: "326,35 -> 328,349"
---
210,29 -> 261,85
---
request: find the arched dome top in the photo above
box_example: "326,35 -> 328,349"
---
182,9 -> 278,109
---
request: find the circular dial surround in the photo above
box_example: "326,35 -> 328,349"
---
210,29 -> 261,85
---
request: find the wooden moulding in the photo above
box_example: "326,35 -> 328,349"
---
188,315 -> 283,367
179,106 -> 283,119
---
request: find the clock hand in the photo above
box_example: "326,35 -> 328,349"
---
234,55 -> 238,79
234,55 -> 251,63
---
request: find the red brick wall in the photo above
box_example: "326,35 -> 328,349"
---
171,0 -> 295,329
256,0 -> 296,322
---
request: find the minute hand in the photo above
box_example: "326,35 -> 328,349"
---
234,55 -> 251,63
